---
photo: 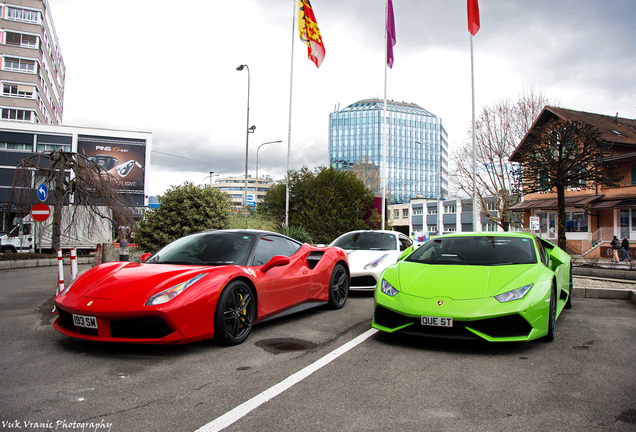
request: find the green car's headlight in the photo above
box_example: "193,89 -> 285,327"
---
380,279 -> 399,297
364,254 -> 388,270
495,284 -> 533,303
146,273 -> 208,306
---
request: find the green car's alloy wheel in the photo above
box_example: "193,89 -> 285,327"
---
544,284 -> 557,342
328,263 -> 349,309
214,280 -> 256,346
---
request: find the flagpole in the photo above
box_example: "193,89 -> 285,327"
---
285,0 -> 296,227
470,33 -> 479,232
381,1 -> 388,231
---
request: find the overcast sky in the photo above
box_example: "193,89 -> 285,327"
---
47,0 -> 636,197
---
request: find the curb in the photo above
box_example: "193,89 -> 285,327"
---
573,266 -> 636,281
573,286 -> 636,303
0,256 -> 93,270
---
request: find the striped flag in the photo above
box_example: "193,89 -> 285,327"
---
299,0 -> 325,68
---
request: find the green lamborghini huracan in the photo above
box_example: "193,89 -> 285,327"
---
372,232 -> 573,342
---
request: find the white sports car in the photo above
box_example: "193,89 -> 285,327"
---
329,230 -> 414,291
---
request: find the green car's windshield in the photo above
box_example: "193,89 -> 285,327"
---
330,232 -> 396,251
405,236 -> 537,266
146,232 -> 255,266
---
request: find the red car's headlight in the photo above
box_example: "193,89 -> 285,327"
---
146,273 -> 208,306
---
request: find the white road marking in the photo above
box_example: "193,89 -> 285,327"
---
195,328 -> 378,432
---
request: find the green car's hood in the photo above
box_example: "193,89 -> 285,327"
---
395,261 -> 538,300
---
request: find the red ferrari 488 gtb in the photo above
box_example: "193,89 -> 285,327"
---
54,230 -> 349,345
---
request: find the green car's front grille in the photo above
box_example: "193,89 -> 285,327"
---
375,306 -> 532,340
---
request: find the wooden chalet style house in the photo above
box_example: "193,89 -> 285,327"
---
509,106 -> 636,258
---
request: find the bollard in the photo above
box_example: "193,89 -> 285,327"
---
119,240 -> 129,262
56,249 -> 64,295
70,248 -> 78,280
53,249 -> 64,313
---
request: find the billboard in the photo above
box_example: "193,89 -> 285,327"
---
78,135 -> 146,193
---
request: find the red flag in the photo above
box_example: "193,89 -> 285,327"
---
386,0 -> 396,68
299,0 -> 325,68
467,0 -> 480,36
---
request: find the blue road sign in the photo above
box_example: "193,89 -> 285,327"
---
37,183 -> 48,202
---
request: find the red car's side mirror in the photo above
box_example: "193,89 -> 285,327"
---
260,255 -> 291,272
140,253 -> 152,263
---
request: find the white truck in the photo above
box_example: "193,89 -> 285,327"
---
0,206 -> 113,254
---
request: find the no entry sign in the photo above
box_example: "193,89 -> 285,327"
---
30,203 -> 51,222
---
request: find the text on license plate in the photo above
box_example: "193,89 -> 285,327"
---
421,316 -> 453,327
73,314 -> 98,329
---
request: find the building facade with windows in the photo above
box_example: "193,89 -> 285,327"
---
211,176 -> 274,209
329,99 -> 448,204
0,122 -> 151,234
509,106 -> 636,257
0,0 -> 64,125
390,197 -> 514,239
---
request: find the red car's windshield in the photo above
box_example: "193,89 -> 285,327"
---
146,232 -> 255,266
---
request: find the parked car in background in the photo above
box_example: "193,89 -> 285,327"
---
329,230 -> 413,291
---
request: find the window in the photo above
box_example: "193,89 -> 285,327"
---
402,209 -> 408,218
428,208 -> 437,215
444,205 -> 456,213
0,141 -> 31,150
393,210 -> 399,219
444,227 -> 456,232
428,225 -> 437,232
251,235 -> 301,266
5,32 -> 37,48
486,202 -> 497,212
3,83 -> 34,98
4,57 -> 36,73
7,7 -> 40,24
483,223 -> 497,232
1,109 -> 32,122
565,211 -> 588,233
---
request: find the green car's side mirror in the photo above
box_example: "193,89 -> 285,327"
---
398,246 -> 414,261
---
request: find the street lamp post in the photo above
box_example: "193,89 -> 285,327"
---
203,172 -> 218,186
237,64 -> 255,211
417,141 -> 442,235
256,140 -> 282,182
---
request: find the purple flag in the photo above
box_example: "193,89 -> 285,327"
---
386,0 -> 396,68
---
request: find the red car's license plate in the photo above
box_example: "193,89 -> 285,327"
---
421,316 -> 453,327
73,314 -> 98,329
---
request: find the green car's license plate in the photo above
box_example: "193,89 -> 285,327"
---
421,316 -> 453,327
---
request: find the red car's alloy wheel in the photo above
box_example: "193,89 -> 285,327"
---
214,280 -> 256,345
328,263 -> 349,309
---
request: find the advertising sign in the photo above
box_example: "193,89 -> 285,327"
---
78,135 -> 146,192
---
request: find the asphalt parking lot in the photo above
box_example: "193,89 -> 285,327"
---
1,265 -> 635,432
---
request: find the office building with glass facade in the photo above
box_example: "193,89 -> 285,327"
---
329,99 -> 448,204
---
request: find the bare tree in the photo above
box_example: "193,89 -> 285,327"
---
513,119 -> 622,249
9,150 -> 135,251
450,88 -> 552,230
